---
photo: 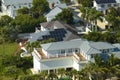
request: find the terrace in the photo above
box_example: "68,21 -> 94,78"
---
33,48 -> 87,62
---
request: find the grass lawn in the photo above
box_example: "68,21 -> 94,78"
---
0,42 -> 18,55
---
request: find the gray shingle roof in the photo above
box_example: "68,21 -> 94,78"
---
40,20 -> 66,30
2,0 -> 32,5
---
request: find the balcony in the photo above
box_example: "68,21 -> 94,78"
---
34,48 -> 87,62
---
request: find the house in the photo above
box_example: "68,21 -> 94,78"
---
18,20 -> 80,43
45,7 -> 62,22
1,0 -> 32,18
32,38 -> 120,73
45,0 -> 67,22
93,0 -> 120,14
45,3 -> 67,22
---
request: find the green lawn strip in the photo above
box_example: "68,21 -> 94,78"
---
0,43 -> 18,55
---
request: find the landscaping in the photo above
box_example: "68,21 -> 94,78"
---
0,42 -> 18,55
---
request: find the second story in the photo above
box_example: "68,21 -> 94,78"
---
1,0 -> 32,18
93,0 -> 120,14
32,38 -> 119,62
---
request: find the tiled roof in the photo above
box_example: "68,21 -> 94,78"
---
95,0 -> 116,4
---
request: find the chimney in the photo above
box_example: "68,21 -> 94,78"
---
50,3 -> 55,9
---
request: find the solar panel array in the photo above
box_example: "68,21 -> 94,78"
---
42,29 -> 67,41
96,0 -> 116,4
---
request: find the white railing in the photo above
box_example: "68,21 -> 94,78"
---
73,52 -> 80,61
34,48 -> 41,59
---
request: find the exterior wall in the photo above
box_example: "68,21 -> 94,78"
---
40,57 -> 73,71
41,26 -> 48,31
93,1 -> 120,14
73,60 -> 79,71
33,56 -> 40,71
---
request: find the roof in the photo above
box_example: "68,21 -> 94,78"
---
113,43 -> 120,49
30,31 -> 50,42
47,0 -> 61,5
40,20 -> 66,30
95,0 -> 116,4
56,3 -> 67,9
45,7 -> 62,18
2,0 -> 32,5
41,39 -> 85,51
90,42 -> 115,50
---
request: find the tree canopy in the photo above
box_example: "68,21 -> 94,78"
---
32,0 -> 49,15
55,9 -> 73,24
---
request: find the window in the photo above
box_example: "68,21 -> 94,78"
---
108,4 -> 111,7
61,50 -> 65,54
19,5 -> 21,8
101,4 -> 105,8
68,49 -> 72,53
114,4 -> 118,7
75,48 -> 79,53
91,54 -> 94,58
14,6 -> 16,8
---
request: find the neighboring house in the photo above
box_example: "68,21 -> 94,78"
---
45,3 -> 67,22
45,7 -> 62,22
93,0 -> 120,14
32,38 -> 120,73
1,0 -> 32,18
45,0 -> 67,22
18,20 -> 80,42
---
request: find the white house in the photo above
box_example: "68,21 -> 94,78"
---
1,0 -> 32,18
93,0 -> 120,14
32,38 -> 119,73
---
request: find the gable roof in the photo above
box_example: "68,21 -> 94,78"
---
40,20 -> 67,30
95,0 -> 116,4
45,7 -> 62,18
2,0 -> 32,5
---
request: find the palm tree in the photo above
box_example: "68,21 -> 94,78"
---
47,72 -> 58,80
57,68 -> 66,78
87,8 -> 103,32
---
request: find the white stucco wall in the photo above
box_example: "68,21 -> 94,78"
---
33,56 -> 41,71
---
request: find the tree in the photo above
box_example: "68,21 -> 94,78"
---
0,15 -> 13,27
105,7 -> 120,30
10,14 -> 46,33
87,8 -> 103,31
17,7 -> 29,15
79,0 -> 93,7
55,9 -> 73,24
32,0 -> 49,16
3,66 -> 24,79
61,0 -> 71,4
